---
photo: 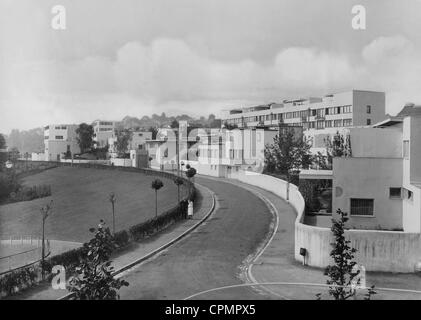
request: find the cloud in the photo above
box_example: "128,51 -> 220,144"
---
2,35 -> 421,132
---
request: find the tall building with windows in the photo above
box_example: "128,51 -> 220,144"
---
221,90 -> 385,131
44,124 -> 80,161
92,120 -> 121,148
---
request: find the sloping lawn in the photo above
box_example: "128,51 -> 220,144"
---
0,167 -> 187,242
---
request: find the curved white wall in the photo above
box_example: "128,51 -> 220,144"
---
231,170 -> 421,273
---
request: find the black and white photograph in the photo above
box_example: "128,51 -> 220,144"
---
0,0 -> 421,310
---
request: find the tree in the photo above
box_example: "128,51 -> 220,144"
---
324,208 -> 359,300
222,122 -> 238,130
264,128 -> 313,199
0,134 -> 6,149
0,134 -> 7,170
151,179 -> 164,218
170,119 -> 179,129
76,123 -> 94,153
173,177 -> 184,204
148,126 -> 158,140
68,220 -> 129,300
325,131 -> 352,168
115,130 -> 132,157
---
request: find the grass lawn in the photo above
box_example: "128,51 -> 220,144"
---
0,167 -> 187,242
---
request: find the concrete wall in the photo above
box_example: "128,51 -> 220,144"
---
295,222 -> 421,272
352,90 -> 386,126
227,169 -> 421,272
60,159 -> 110,165
349,127 -> 402,158
110,158 -> 132,167
332,157 -> 403,230
31,153 -> 45,161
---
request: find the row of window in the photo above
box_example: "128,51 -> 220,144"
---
227,105 -> 354,125
98,121 -> 114,126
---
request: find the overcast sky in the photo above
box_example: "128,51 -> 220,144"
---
1,0 -> 421,132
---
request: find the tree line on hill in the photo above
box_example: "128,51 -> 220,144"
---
1,113 -> 222,156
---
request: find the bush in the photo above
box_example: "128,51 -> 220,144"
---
0,171 -> 20,202
0,265 -> 40,296
113,230 -> 130,248
6,184 -> 51,203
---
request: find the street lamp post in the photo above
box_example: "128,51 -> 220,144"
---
109,193 -> 116,235
40,200 -> 53,280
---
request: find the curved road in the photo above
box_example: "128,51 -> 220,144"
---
119,176 -> 273,300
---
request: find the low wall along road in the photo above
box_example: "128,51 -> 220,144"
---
230,170 -> 421,273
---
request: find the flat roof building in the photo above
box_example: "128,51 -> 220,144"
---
221,90 -> 386,131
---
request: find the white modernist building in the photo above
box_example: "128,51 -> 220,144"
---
92,120 -> 120,148
308,104 -> 421,232
44,124 -> 80,161
108,130 -> 152,158
221,90 -> 386,131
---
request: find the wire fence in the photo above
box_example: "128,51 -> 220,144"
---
0,236 -> 50,275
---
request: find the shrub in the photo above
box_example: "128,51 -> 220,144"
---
7,184 -> 51,203
113,230 -> 130,248
0,171 -> 20,202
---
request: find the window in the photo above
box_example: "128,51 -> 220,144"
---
316,120 -> 325,129
403,140 -> 410,159
342,105 -> 352,114
350,198 -> 374,216
55,136 -> 64,140
325,120 -> 333,128
389,188 -> 402,199
343,119 -> 353,127
366,119 -> 371,125
334,119 -> 342,127
367,105 -> 371,114
44,136 -> 49,140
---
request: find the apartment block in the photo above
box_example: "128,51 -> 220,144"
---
221,90 -> 385,131
92,120 -> 120,148
44,124 -> 80,161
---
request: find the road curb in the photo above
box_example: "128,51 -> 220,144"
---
57,184 -> 216,300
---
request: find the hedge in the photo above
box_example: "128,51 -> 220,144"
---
0,163 -> 196,298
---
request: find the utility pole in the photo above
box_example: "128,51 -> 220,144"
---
109,193 -> 116,234
40,201 -> 53,280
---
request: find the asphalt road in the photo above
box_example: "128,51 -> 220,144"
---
119,176 -> 273,300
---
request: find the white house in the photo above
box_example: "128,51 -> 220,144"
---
330,104 -> 421,232
44,124 -> 80,161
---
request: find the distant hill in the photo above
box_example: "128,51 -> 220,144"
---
120,113 -> 221,129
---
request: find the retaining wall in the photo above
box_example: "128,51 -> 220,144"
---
230,170 -> 421,273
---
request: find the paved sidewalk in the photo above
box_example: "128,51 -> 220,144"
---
6,183 -> 214,300
227,180 -> 421,300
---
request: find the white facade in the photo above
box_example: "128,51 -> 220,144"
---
44,124 -> 80,161
92,120 -> 120,148
197,128 -> 278,177
222,90 -> 385,131
108,131 -> 152,158
332,105 -> 421,232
